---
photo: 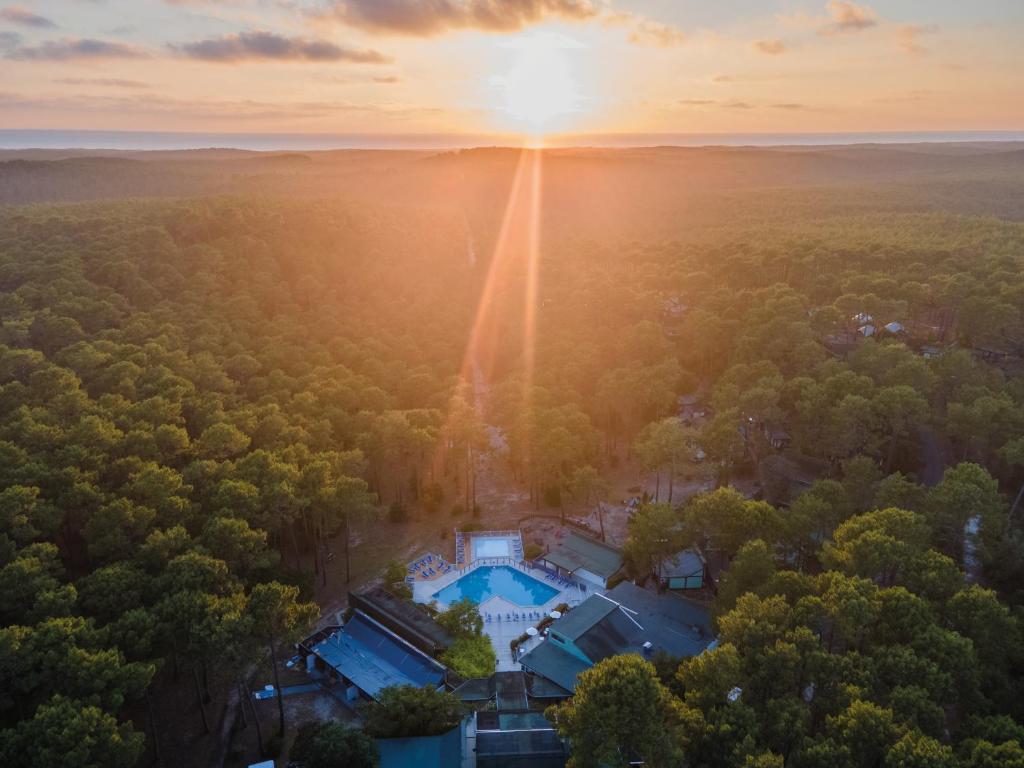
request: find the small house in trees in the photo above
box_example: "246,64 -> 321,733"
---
762,423 -> 791,450
857,324 -> 876,337
884,321 -> 905,334
536,531 -> 624,590
659,548 -> 706,591
519,583 -> 714,693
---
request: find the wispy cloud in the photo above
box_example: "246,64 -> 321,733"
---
319,0 -> 600,36
772,102 -> 807,110
608,13 -> 685,47
172,31 -> 392,63
5,38 -> 149,61
54,77 -> 152,89
753,39 -> 787,55
819,1 -> 877,36
0,90 -> 441,122
0,5 -> 57,29
897,24 -> 938,55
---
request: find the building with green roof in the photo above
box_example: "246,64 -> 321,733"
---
536,531 -> 624,589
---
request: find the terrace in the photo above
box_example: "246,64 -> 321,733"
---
411,529 -> 589,671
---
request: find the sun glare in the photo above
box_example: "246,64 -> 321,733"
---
492,32 -> 585,138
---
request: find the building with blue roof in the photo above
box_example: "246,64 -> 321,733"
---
303,610 -> 447,702
519,581 -> 715,693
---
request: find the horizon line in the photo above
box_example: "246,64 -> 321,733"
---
3,128 -> 1024,153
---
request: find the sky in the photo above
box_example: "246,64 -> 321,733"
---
1,0 -> 1023,137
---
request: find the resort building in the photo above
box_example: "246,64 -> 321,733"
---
299,608 -> 449,703
350,586 -> 454,657
519,581 -> 715,694
534,531 -> 624,590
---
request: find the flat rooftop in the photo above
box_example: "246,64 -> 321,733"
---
311,612 -> 445,700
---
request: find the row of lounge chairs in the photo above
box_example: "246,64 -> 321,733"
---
543,573 -> 582,590
483,610 -> 544,623
407,553 -> 454,580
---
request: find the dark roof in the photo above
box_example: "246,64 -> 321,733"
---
517,640 -> 589,694
574,604 -> 646,663
311,612 -> 445,700
349,586 -> 453,655
477,711 -> 565,760
453,677 -> 492,702
549,597 -> 618,641
543,532 -> 623,580
494,671 -> 528,711
604,582 -> 714,658
525,674 -> 573,700
477,730 -> 565,759
661,549 -> 705,579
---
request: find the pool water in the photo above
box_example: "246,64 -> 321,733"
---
434,566 -> 558,607
472,536 -> 511,559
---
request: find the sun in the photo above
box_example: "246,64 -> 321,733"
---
491,32 -> 585,138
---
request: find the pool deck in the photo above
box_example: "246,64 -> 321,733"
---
413,556 -> 588,672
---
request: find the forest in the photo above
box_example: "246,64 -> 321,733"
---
1,143 -> 1023,767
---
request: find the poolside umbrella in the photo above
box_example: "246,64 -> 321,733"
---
549,610 -> 562,619
526,627 -> 539,637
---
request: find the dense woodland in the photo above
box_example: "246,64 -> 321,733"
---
1,145 -> 1023,766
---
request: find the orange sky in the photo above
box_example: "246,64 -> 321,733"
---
1,1 -> 1022,136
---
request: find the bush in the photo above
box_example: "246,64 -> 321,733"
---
542,485 -> 562,508
524,542 -> 543,561
450,503 -> 466,518
441,635 -> 496,678
472,503 -> 483,519
362,685 -> 464,739
421,483 -> 444,515
388,502 -> 409,523
291,721 -> 378,768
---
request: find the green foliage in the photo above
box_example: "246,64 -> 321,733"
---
290,721 -> 379,768
549,654 -> 685,768
362,685 -> 464,739
436,597 -> 483,638
440,634 -> 496,679
0,695 -> 145,768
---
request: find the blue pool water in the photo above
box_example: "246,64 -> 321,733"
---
434,566 -> 559,607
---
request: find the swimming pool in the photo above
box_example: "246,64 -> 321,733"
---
472,536 -> 511,559
434,566 -> 558,607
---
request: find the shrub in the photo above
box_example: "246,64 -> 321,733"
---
524,542 -> 543,561
450,503 -> 466,518
362,685 -> 464,739
441,635 -> 496,678
472,503 -> 483,519
290,721 -> 378,768
388,502 -> 408,523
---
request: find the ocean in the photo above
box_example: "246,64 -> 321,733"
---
2,129 -> 1023,152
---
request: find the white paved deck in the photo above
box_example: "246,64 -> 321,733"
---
413,557 -> 589,672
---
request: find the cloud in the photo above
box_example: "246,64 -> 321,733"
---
0,31 -> 22,49
609,13 -> 685,47
373,75 -> 401,83
819,1 -> 877,35
897,24 -> 938,55
772,103 -> 806,110
678,99 -> 752,110
172,31 -> 392,63
0,90 -> 440,122
54,77 -> 151,89
5,38 -> 149,61
0,5 -> 57,28
753,39 -> 786,55
320,0 -> 601,36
